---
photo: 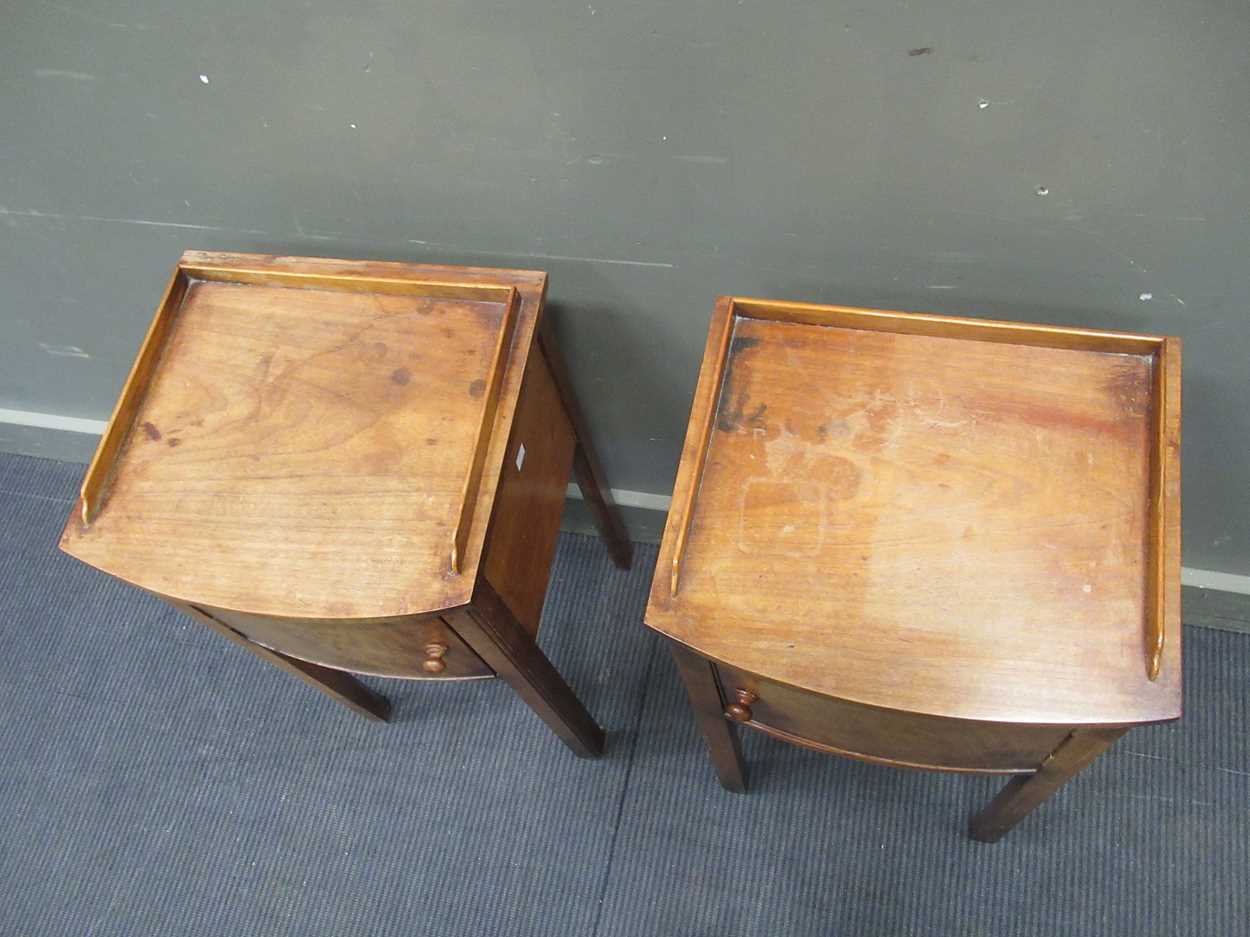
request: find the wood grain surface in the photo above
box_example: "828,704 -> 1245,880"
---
713,661 -> 1071,773
61,253 -> 545,619
481,343 -> 577,638
197,604 -> 493,680
647,299 -> 1182,726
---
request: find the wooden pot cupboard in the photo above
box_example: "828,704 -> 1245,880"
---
645,296 -> 1182,841
60,252 -> 632,757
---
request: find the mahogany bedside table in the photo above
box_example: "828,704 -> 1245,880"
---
645,296 -> 1181,840
60,251 -> 632,757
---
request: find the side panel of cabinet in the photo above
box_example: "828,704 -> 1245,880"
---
480,342 -> 578,639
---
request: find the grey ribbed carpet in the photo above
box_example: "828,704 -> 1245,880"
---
1,451 -> 1246,937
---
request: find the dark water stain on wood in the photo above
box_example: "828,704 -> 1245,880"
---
718,329 -> 767,431
468,378 -> 486,398
722,332 -> 760,387
717,388 -> 768,434
141,421 -> 162,441
390,367 -> 411,385
1103,355 -> 1152,417
815,418 -> 850,444
717,388 -> 749,432
167,438 -> 181,448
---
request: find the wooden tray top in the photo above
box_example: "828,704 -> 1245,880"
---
60,252 -> 546,619
646,298 -> 1182,726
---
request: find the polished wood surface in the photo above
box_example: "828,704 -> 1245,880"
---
648,298 -> 1182,726
451,577 -> 606,758
79,267 -> 189,526
197,605 -> 493,680
60,252 -> 630,755
62,253 -> 545,620
649,297 -> 1182,839
968,728 -> 1128,842
452,287 -> 519,575
713,661 -> 1071,774
670,641 -> 746,793
481,343 -> 577,638
1146,337 -> 1182,679
667,295 -> 734,598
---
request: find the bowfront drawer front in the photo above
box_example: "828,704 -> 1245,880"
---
713,663 -> 1070,774
194,605 -> 494,680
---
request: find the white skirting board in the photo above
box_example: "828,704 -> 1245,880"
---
0,408 -> 108,435
3,407 -> 1249,597
1178,567 -> 1250,593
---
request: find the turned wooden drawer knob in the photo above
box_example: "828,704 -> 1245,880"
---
422,642 -> 449,674
724,688 -> 758,723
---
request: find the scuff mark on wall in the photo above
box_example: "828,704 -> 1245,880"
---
37,343 -> 91,359
33,69 -> 96,81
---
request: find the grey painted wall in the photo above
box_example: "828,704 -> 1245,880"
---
2,0 -> 1247,574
